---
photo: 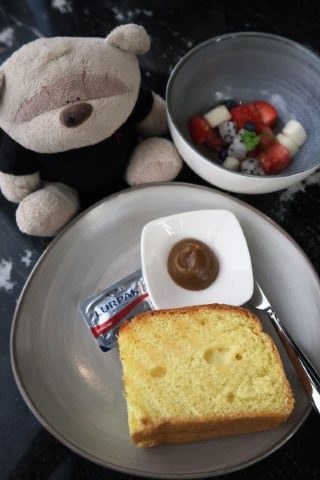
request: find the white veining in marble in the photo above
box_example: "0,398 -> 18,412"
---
21,250 -> 32,267
0,27 -> 14,48
279,170 -> 320,203
0,259 -> 15,292
108,4 -> 154,22
273,169 -> 320,221
9,15 -> 43,38
51,0 -> 73,14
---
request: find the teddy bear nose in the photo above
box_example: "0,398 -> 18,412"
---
60,102 -> 92,128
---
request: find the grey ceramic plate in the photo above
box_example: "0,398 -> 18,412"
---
11,183 -> 320,479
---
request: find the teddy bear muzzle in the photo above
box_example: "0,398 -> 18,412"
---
60,102 -> 92,128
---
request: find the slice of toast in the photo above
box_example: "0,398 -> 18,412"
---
118,304 -> 294,447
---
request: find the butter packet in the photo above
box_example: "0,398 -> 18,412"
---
79,270 -> 153,351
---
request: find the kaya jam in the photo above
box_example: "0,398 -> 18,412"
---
167,238 -> 219,291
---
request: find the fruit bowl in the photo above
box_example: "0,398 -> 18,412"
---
166,32 -> 320,194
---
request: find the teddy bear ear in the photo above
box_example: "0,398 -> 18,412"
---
0,69 -> 5,90
105,24 -> 150,55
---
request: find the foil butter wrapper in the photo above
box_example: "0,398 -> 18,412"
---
79,270 -> 153,352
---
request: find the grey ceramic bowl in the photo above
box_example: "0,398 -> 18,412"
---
167,32 -> 320,193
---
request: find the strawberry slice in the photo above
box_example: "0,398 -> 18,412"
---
230,103 -> 263,132
189,116 -> 223,150
189,116 -> 210,144
254,101 -> 277,127
258,143 -> 290,174
205,128 -> 224,150
259,125 -> 277,150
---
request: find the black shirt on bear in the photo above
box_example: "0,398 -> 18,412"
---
0,85 -> 154,206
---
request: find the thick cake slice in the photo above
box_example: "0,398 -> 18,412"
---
118,304 -> 294,447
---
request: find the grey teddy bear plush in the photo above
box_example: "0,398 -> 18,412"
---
0,24 -> 182,236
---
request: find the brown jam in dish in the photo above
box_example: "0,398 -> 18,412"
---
167,238 -> 219,291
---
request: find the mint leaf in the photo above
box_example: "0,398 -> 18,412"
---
241,130 -> 261,151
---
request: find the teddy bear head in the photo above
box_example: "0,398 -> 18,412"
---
0,24 -> 150,153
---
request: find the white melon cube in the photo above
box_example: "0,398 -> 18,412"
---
204,105 -> 231,128
276,133 -> 299,157
222,156 -> 240,171
282,120 -> 307,147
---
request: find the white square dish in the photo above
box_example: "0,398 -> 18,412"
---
141,209 -> 254,309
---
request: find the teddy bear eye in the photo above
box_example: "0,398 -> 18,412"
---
66,100 -> 70,104
76,96 -> 80,101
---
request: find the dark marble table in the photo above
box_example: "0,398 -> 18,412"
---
1,1 -> 320,479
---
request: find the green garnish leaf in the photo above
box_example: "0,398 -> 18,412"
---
241,130 -> 261,151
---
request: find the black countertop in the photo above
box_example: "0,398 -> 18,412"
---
0,1 -> 320,479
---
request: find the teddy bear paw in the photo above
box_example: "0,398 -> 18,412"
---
0,171 -> 41,203
16,183 -> 80,236
126,137 -> 183,185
